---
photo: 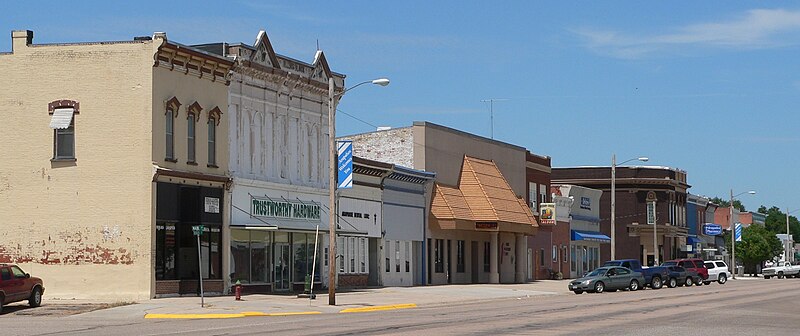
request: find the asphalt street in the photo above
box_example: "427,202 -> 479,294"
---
2,278 -> 798,335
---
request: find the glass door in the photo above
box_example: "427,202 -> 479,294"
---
274,232 -> 290,291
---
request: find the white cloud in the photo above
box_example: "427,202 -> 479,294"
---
574,9 -> 800,59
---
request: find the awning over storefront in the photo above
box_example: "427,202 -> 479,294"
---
571,230 -> 611,243
687,236 -> 703,246
430,156 -> 538,235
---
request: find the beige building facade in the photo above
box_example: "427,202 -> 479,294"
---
0,30 -> 232,300
344,122 -> 538,285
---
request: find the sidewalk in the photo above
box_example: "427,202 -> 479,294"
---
72,280 -> 571,320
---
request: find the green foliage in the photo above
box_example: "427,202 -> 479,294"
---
759,205 -> 800,238
710,197 -> 746,211
725,224 -> 783,268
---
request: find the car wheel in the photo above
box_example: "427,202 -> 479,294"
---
0,296 -> 4,314
29,287 -> 42,308
651,277 -> 663,289
685,277 -> 694,286
594,281 -> 605,293
778,272 -> 784,279
668,277 -> 678,288
629,279 -> 640,291
696,279 -> 704,286
573,290 -> 583,295
718,274 -> 727,284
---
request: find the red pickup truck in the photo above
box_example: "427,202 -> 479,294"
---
0,264 -> 45,313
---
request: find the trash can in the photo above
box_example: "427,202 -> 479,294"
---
304,274 -> 312,294
737,266 -> 744,277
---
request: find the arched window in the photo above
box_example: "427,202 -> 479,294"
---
164,97 -> 181,162
186,102 -> 202,164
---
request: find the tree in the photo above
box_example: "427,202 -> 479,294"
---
758,205 -> 800,239
725,224 -> 782,275
710,197 -> 746,212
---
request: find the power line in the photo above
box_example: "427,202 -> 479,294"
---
337,108 -> 380,130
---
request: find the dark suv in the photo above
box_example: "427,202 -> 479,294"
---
662,258 -> 708,283
0,264 -> 45,313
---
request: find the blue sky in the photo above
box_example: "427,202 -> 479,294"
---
4,1 -> 799,213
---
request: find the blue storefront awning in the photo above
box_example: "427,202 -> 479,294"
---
571,230 -> 611,243
687,236 -> 702,246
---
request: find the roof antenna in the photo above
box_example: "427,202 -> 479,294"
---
316,39 -> 320,51
480,98 -> 510,140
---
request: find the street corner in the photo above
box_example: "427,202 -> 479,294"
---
339,303 -> 417,313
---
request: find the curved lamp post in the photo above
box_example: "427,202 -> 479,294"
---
730,189 -> 755,279
610,155 -> 649,261
328,77 -> 389,305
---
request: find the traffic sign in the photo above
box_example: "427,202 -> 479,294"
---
192,225 -> 205,236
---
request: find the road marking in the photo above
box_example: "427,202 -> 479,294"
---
339,303 -> 417,313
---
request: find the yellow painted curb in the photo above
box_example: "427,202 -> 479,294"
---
339,303 -> 417,313
145,313 -> 246,319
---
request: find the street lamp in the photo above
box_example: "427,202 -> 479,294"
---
786,208 -> 800,263
729,189 -> 755,280
328,76 -> 389,306
610,154 -> 649,261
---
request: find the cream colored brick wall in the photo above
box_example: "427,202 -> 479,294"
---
152,67 -> 229,174
0,36 -> 155,300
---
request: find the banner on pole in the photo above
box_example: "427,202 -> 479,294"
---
337,140 -> 353,189
735,223 -> 743,242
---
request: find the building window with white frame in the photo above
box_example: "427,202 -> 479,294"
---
48,100 -> 80,161
164,97 -> 180,162
552,245 -> 558,263
52,111 -> 75,160
528,182 -> 538,212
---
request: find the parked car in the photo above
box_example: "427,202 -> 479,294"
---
0,264 -> 45,313
603,259 -> 668,289
662,258 -> 708,284
762,262 -> 800,279
703,260 -> 730,285
568,266 -> 646,294
664,266 -> 700,288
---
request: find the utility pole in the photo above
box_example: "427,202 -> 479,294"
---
480,98 -> 508,139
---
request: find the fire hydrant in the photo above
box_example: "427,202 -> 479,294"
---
234,280 -> 242,301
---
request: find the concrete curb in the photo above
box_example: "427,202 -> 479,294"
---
142,303 -> 417,319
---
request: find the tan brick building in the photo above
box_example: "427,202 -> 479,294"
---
0,30 -> 233,300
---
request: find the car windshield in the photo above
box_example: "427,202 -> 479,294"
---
661,261 -> 677,267
586,268 -> 608,277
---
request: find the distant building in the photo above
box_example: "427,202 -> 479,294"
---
552,166 -> 690,266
